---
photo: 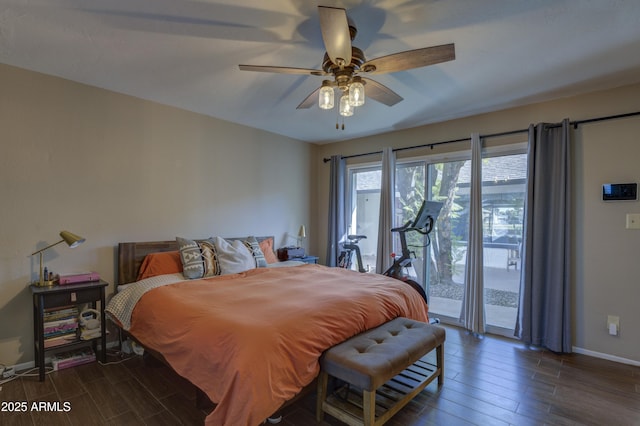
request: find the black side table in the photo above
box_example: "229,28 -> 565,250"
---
30,280 -> 108,381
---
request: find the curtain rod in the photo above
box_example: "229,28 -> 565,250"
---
322,110 -> 640,163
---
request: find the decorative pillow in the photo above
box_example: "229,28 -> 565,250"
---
137,251 -> 182,281
259,237 -> 279,264
244,236 -> 267,268
213,236 -> 256,275
176,237 -> 221,279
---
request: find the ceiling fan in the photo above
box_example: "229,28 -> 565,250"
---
239,6 -> 455,120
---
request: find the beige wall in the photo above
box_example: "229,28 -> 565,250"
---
0,63 -> 315,366
314,84 -> 640,364
2,59 -> 638,368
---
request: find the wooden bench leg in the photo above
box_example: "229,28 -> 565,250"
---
363,389 -> 376,426
316,371 -> 328,423
436,343 -> 444,386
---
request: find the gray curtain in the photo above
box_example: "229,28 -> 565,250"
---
376,147 -> 396,273
460,133 -> 485,334
515,119 -> 572,353
326,155 -> 346,267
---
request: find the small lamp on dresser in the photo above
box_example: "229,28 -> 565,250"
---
297,225 -> 307,248
31,230 -> 85,286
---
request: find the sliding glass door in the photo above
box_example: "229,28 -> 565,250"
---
346,149 -> 526,335
425,152 -> 526,333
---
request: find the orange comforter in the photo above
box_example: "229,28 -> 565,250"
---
129,264 -> 428,425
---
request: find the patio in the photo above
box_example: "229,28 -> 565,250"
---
428,247 -> 520,330
358,247 -> 521,331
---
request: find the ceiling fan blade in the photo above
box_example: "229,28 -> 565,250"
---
361,43 -> 455,75
362,78 -> 403,106
296,87 -> 321,109
318,6 -> 352,67
239,65 -> 326,76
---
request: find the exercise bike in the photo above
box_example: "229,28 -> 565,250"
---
338,201 -> 443,305
338,234 -> 368,273
382,200 -> 443,306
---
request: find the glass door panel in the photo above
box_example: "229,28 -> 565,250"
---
347,167 -> 381,272
425,160 -> 470,320
395,162 -> 427,285
481,153 -> 526,331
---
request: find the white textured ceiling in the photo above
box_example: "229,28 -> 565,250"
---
2,0 -> 640,144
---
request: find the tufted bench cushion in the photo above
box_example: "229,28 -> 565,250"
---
317,317 -> 445,426
321,317 -> 445,391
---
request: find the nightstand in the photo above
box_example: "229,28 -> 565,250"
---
30,280 -> 108,381
298,256 -> 319,264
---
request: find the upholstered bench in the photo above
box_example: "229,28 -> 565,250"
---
316,317 -> 445,426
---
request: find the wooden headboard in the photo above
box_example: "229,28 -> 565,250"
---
117,236 -> 273,286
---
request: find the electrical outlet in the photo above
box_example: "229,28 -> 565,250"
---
607,315 -> 620,336
626,214 -> 640,229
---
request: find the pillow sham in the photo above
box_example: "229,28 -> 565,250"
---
176,237 -> 221,279
137,250 -> 183,281
213,236 -> 255,275
258,237 -> 279,264
243,236 -> 267,268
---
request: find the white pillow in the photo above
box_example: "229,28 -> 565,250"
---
213,236 -> 256,275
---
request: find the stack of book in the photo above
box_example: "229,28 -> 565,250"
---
43,306 -> 79,348
51,348 -> 96,371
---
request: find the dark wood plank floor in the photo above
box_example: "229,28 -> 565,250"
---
2,324 -> 639,425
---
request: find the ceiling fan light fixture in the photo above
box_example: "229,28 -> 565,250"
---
319,81 -> 334,110
348,77 -> 365,107
339,93 -> 354,117
239,6 -> 456,128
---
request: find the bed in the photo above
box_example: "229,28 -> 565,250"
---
106,237 -> 429,426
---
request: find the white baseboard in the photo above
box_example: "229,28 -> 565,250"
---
572,346 -> 640,367
10,360 -> 35,374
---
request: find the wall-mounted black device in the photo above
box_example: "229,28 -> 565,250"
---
602,183 -> 637,201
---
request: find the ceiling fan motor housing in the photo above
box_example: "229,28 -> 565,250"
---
322,46 -> 366,73
322,46 -> 367,90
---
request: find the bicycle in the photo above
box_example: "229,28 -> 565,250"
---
337,234 -> 368,273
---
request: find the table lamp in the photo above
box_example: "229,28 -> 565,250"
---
31,230 -> 85,286
297,225 -> 306,248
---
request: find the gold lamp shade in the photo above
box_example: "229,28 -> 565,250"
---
59,230 -> 85,248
